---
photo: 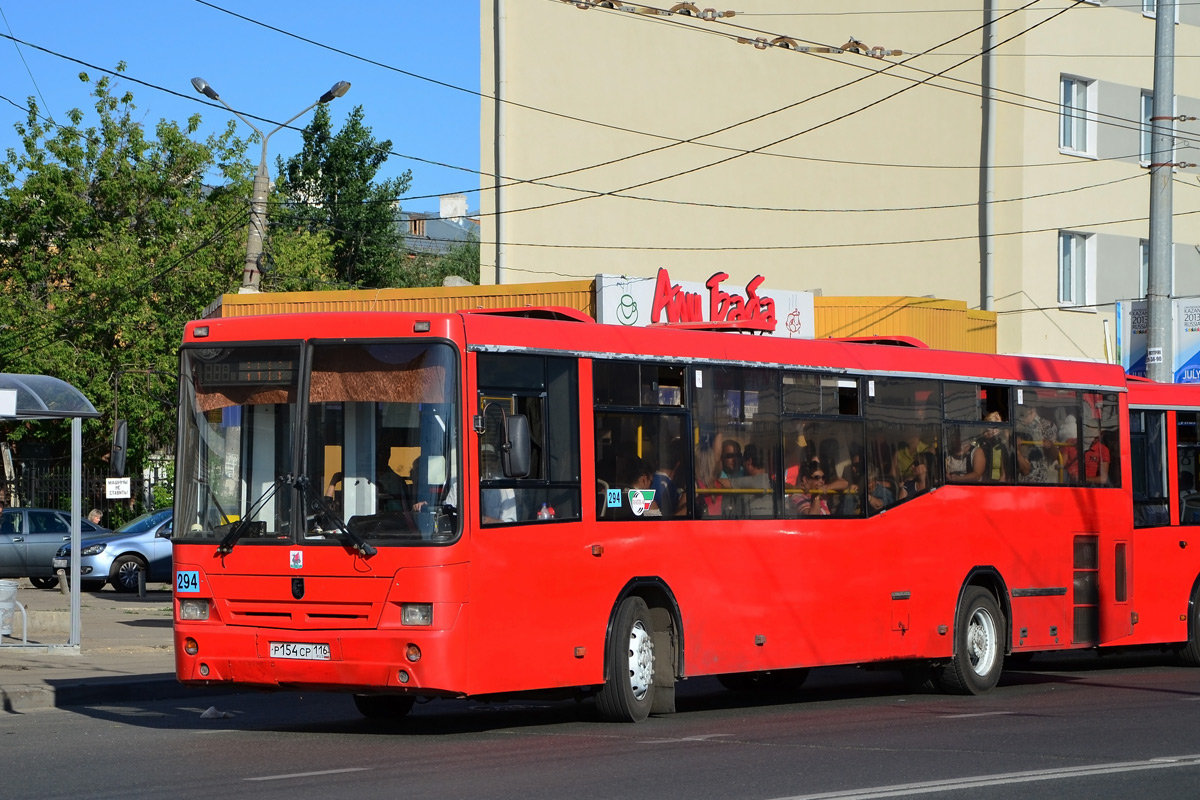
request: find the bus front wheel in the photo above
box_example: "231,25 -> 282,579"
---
596,596 -> 655,722
939,586 -> 1005,695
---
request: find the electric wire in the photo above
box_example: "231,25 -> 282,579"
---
0,4 -> 52,123
574,0 -> 1171,146
194,0 -> 1144,189
0,14 -> 1161,224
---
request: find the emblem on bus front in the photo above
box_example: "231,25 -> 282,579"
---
290,550 -> 303,569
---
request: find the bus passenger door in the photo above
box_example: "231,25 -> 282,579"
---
1115,408 -> 1180,645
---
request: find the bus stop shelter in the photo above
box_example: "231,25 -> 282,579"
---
0,373 -> 100,652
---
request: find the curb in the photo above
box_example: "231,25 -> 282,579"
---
1,675 -> 231,713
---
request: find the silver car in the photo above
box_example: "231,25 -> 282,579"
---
0,508 -> 109,588
52,509 -> 173,592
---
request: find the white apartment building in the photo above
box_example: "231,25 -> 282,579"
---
480,0 -> 1200,362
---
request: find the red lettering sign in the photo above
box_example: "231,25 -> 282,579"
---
650,267 -> 776,330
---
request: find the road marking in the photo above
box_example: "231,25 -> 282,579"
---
245,768 -> 371,782
769,755 -> 1200,799
639,733 -> 734,744
938,711 -> 1014,719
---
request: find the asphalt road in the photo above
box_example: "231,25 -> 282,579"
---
9,651 -> 1200,800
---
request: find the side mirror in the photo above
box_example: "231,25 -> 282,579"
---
504,415 -> 531,478
110,420 -> 128,477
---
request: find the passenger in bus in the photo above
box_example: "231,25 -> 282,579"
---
972,411 -> 1010,483
894,430 -> 932,485
1016,403 -> 1059,484
651,437 -> 687,517
721,443 -> 774,518
865,466 -> 895,514
792,464 -> 831,516
945,430 -> 976,481
611,457 -> 657,520
899,451 -> 938,500
837,448 -> 865,515
1058,415 -> 1080,483
719,439 -> 744,479
693,436 -> 724,518
1084,431 -> 1112,485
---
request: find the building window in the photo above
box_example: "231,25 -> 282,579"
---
1143,1 -> 1179,20
1058,231 -> 1090,307
408,218 -> 426,237
1060,77 -> 1094,156
1142,92 -> 1154,163
1140,239 -> 1150,297
1141,91 -> 1176,165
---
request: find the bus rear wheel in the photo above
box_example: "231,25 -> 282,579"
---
596,596 -> 655,722
1181,584 -> 1200,667
939,586 -> 1005,695
353,693 -> 415,720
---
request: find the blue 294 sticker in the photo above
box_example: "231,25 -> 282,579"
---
176,570 -> 200,593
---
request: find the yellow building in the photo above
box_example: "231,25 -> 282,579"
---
480,1 -> 1200,361
212,282 -> 995,353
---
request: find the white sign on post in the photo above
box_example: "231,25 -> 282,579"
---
105,477 -> 131,499
0,389 -> 15,417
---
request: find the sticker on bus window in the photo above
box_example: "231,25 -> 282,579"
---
628,489 -> 656,516
176,570 -> 200,594
607,488 -> 622,508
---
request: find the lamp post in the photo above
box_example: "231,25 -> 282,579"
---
191,77 -> 351,292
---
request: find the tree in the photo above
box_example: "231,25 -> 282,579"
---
274,105 -> 412,288
406,235 -> 481,288
0,66 -> 253,472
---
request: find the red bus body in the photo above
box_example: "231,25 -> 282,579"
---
172,310 -> 1200,717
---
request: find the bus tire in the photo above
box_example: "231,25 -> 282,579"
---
939,586 -> 1005,695
718,668 -> 809,693
353,693 -> 415,719
596,596 -> 655,722
1181,584 -> 1200,667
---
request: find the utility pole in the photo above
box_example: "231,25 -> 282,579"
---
191,78 -> 351,293
1147,0 -> 1175,382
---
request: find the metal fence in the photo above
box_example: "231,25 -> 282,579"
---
4,463 -> 172,529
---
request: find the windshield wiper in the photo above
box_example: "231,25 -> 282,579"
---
289,475 -> 377,559
217,477 -> 282,555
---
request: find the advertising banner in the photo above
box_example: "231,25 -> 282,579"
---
1117,297 -> 1200,383
595,268 -> 815,339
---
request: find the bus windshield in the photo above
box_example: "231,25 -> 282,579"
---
175,340 -> 460,546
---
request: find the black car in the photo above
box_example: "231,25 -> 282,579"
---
0,507 -> 109,588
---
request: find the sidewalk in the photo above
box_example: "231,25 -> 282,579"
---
0,578 -> 186,712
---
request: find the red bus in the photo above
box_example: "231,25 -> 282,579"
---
172,308 -> 1200,721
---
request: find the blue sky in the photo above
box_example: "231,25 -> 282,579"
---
0,1 -> 480,214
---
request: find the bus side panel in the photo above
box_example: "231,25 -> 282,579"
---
1121,528 -> 1196,646
465,522 -> 613,694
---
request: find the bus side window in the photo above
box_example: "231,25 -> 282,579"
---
477,354 -> 581,524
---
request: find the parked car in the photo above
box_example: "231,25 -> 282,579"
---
0,508 -> 110,588
52,509 -> 173,593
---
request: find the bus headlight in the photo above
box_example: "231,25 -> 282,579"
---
400,603 -> 432,626
179,599 -> 210,620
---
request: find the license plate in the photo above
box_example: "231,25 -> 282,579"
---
52,558 -> 67,569
270,641 -> 330,660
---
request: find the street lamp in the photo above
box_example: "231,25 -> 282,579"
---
191,77 -> 351,292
